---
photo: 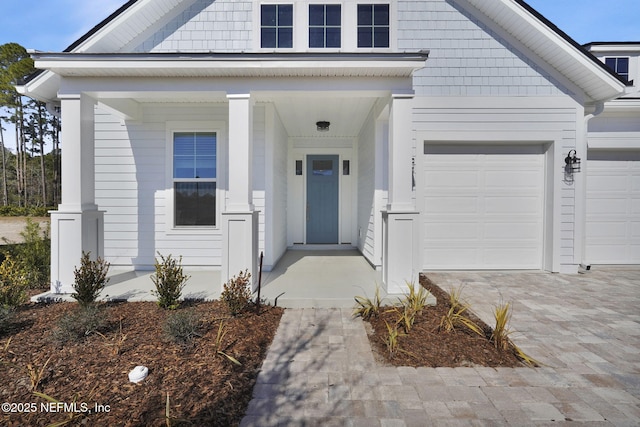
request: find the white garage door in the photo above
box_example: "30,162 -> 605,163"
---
423,145 -> 545,270
586,150 -> 640,264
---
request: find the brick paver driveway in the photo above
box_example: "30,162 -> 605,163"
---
242,267 -> 640,426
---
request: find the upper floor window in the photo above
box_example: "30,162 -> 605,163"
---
173,132 -> 217,226
309,4 -> 341,48
357,4 -> 389,48
261,4 -> 293,48
605,57 -> 630,81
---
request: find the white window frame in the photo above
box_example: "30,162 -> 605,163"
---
260,3 -> 295,49
252,1 -> 396,52
165,121 -> 225,234
308,3 -> 343,50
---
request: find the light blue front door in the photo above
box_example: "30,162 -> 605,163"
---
307,155 -> 339,244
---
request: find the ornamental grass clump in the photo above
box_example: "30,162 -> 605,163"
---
71,252 -> 110,307
439,285 -> 483,336
492,300 -> 540,367
52,304 -> 107,344
221,270 -> 252,316
163,309 -> 202,348
151,253 -> 190,310
353,284 -> 382,320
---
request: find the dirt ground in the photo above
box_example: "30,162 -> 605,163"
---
0,217 -> 50,244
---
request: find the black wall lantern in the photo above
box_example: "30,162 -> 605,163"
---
564,149 -> 581,173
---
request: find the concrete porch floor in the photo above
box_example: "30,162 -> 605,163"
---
32,249 -> 409,308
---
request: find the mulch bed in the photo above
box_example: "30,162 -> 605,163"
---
0,300 -> 283,426
365,275 -> 525,368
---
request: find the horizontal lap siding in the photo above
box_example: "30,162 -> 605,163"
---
253,105 -> 266,259
357,110 -> 377,264
270,108 -> 288,267
95,104 -> 228,268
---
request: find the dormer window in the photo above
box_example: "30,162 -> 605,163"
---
309,4 -> 341,48
261,4 -> 293,48
605,57 -> 630,81
357,4 -> 389,48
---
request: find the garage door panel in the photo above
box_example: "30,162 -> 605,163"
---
586,149 -> 640,264
586,221 -> 628,238
424,171 -> 480,188
423,145 -> 544,270
484,223 -> 540,239
485,171 -> 541,188
425,222 -> 479,239
485,196 -> 542,213
587,198 -> 628,214
424,196 -> 479,213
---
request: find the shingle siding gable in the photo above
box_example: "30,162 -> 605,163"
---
398,0 -> 568,97
133,0 -> 252,53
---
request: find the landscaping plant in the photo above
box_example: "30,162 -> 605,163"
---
213,321 -> 242,365
401,280 -> 430,314
151,253 -> 190,310
52,304 -> 107,344
71,252 -> 110,306
492,301 -> 540,367
163,309 -> 201,348
353,284 -> 382,320
0,255 -> 29,308
221,270 -> 252,316
25,356 -> 51,392
439,285 -> 483,336
1,219 -> 51,289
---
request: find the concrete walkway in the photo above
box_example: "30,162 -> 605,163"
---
241,267 -> 640,426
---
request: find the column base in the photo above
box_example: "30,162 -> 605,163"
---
382,210 -> 420,294
50,209 -> 104,294
221,211 -> 259,292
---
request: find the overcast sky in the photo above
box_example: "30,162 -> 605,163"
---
0,0 -> 638,52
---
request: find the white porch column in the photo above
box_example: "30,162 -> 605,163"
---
382,94 -> 420,293
222,94 -> 259,290
50,93 -> 104,293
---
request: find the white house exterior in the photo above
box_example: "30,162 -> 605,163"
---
584,43 -> 640,265
18,0 -> 633,295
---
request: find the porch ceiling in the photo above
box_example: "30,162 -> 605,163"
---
270,95 -> 378,138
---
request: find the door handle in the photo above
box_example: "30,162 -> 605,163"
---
306,202 -> 309,222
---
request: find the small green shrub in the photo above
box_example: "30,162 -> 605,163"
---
221,270 -> 252,316
1,219 -> 51,289
0,255 -> 29,308
71,252 -> 110,307
163,309 -> 201,348
151,253 -> 190,310
52,304 -> 107,344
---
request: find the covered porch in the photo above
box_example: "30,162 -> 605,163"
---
21,51 -> 428,298
32,249 -> 409,308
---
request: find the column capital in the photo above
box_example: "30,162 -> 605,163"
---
226,93 -> 253,101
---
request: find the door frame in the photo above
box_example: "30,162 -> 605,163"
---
287,139 -> 357,246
